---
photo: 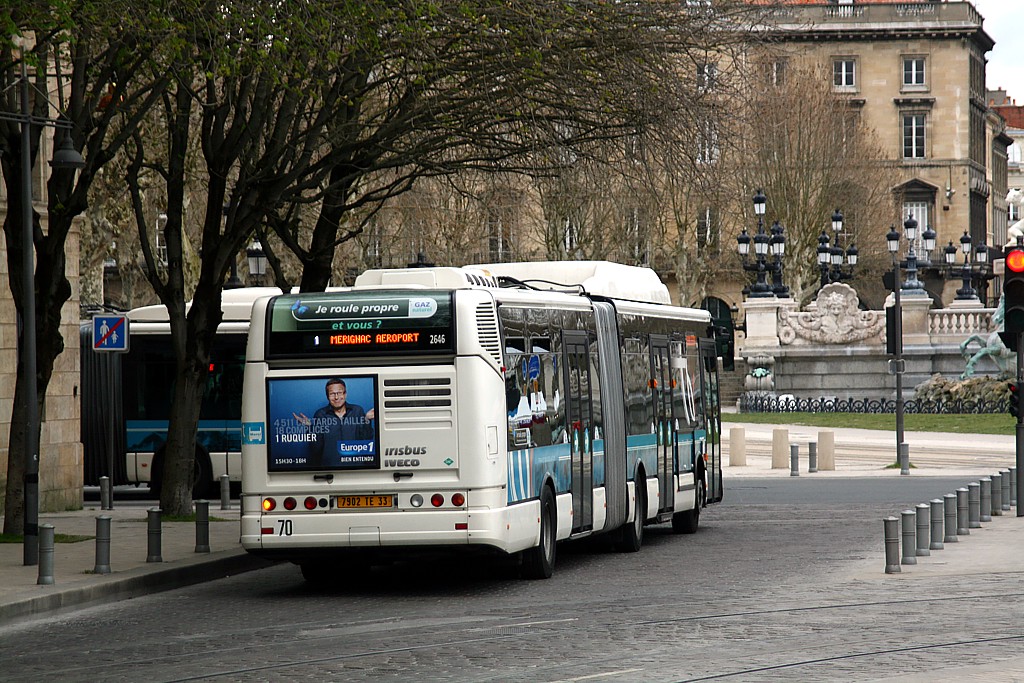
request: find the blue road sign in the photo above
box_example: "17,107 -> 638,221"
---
93,315 -> 129,352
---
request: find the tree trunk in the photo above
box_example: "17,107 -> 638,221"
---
158,360 -> 206,516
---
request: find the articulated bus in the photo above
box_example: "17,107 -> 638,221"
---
239,262 -> 722,580
81,288 -> 281,495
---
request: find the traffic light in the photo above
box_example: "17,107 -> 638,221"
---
1000,247 -> 1024,352
1009,381 -> 1021,420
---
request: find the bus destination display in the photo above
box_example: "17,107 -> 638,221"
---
266,291 -> 455,358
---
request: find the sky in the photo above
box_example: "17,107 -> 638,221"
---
972,0 -> 1024,98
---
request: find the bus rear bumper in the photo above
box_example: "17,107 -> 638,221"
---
240,502 -> 540,558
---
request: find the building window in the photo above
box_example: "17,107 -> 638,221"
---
696,119 -> 718,164
902,57 -> 926,88
902,113 -> 926,159
833,59 -> 856,89
1011,199 -> 1021,226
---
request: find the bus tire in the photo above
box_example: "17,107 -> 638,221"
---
521,486 -> 556,580
150,447 -> 213,500
617,475 -> 645,553
672,468 -> 705,535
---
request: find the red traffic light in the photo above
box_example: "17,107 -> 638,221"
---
1007,249 -> 1024,273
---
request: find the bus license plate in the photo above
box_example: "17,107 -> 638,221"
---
336,495 -> 394,509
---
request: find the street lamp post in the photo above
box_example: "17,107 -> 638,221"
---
1,54 -> 85,565
246,239 -> 268,285
942,231 -> 987,301
737,189 -> 787,297
816,209 -> 859,290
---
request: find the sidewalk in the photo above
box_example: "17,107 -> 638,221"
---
1,424 -> 1022,626
0,500 -> 269,625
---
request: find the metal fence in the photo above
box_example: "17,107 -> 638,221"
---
739,393 -> 1009,414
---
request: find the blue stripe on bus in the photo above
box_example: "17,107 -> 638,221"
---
125,419 -> 241,452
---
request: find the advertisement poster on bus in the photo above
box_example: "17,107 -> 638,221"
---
265,375 -> 379,471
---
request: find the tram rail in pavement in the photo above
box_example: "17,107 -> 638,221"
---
0,424 -> 1021,625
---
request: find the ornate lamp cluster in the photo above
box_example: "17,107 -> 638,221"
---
941,230 -> 988,300
736,189 -> 789,298
816,208 -> 858,289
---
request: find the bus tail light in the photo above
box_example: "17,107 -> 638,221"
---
410,494 -> 424,507
431,493 -> 445,507
283,497 -> 297,510
455,522 -> 468,530
262,498 -> 276,512
304,497 -> 317,510
451,492 -> 466,507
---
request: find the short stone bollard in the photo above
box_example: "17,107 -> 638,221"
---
772,429 -> 789,469
969,482 -> 982,528
981,479 -> 992,523
929,499 -> 944,550
1001,469 -> 1011,511
915,503 -> 931,556
195,500 -> 210,553
956,488 -> 970,536
99,475 -> 113,511
817,430 -> 835,471
991,473 -> 1003,516
38,523 -> 56,586
1010,466 -> 1018,507
729,427 -> 747,467
790,444 -> 799,477
943,493 -> 957,543
147,507 -> 163,563
94,515 -> 112,574
899,442 -> 910,476
884,517 -> 901,574
808,442 -> 818,473
220,474 -> 231,510
901,509 -> 917,565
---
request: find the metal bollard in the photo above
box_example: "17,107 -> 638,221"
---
991,473 -> 1003,516
969,482 -> 982,528
220,474 -> 231,510
1011,466 -> 1018,507
915,503 -> 930,556
943,493 -> 957,543
956,487 -> 970,535
37,523 -> 56,585
981,478 -> 992,523
884,517 -> 901,574
899,442 -> 910,476
1001,469 -> 1011,511
195,500 -> 210,553
929,499 -> 944,550
901,509 -> 917,565
808,442 -> 817,473
94,515 -> 112,574
790,444 -> 799,477
99,475 -> 113,511
147,507 -> 163,563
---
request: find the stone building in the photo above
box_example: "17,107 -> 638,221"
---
755,0 -> 1006,307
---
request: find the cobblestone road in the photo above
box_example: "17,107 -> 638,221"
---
2,477 -> 1024,682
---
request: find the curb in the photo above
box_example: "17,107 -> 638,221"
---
0,551 -> 273,625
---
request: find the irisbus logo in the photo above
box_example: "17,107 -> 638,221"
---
384,445 -> 426,467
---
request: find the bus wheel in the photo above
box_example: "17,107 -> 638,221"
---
150,448 -> 212,500
300,562 -> 332,586
617,477 -> 645,553
522,486 -> 556,580
672,469 -> 705,535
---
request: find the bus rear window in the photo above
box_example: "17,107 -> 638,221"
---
265,291 -> 455,359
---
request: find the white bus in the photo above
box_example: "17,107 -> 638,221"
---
239,262 -> 722,580
81,288 -> 280,496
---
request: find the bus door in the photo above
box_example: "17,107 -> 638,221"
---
699,339 -> 723,502
563,332 -> 594,533
650,335 -> 673,512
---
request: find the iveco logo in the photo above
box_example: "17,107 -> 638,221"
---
384,445 -> 426,467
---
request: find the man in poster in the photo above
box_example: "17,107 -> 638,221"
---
293,378 -> 376,468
